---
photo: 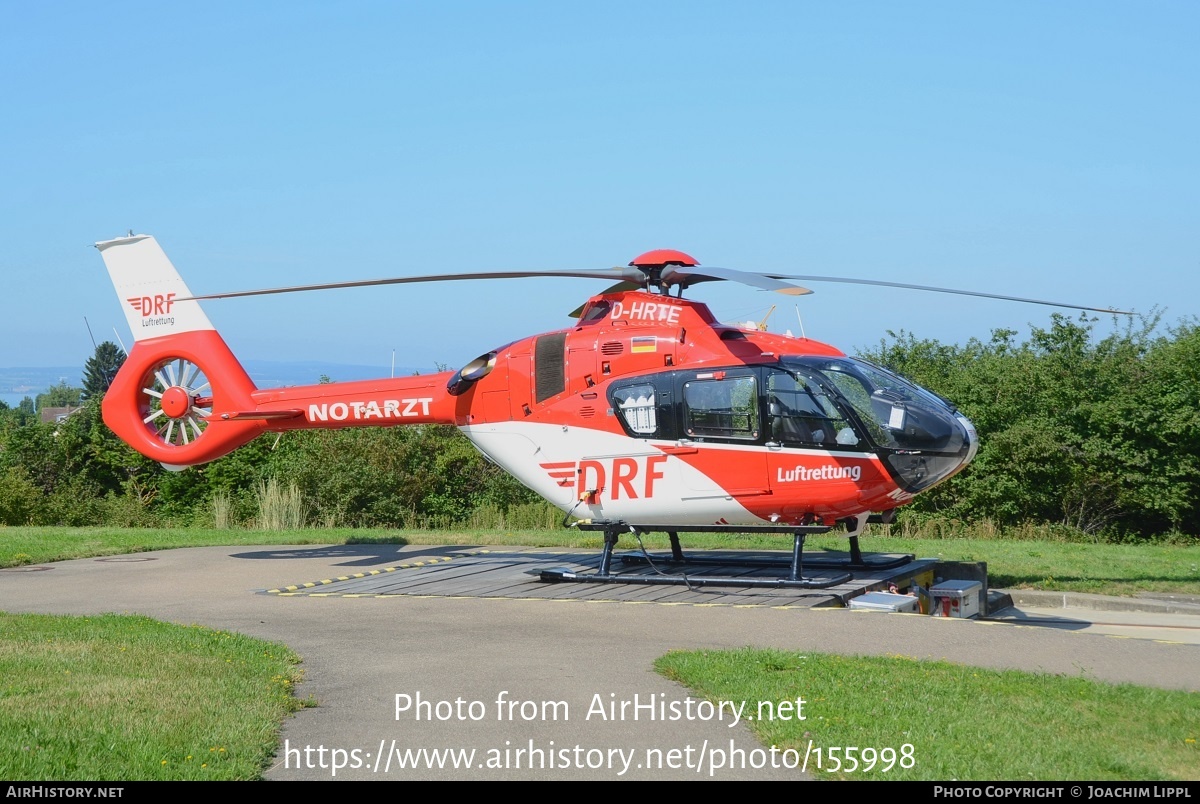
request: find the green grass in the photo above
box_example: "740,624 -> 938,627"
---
656,648 -> 1200,781
4,525 -> 1199,597
3,526 -> 1199,781
0,612 -> 311,781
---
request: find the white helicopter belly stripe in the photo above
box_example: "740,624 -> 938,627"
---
460,421 -> 888,526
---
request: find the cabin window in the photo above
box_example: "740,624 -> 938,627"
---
683,376 -> 759,441
613,383 -> 658,435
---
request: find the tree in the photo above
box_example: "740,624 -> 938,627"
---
82,341 -> 126,399
35,382 -> 82,410
858,312 -> 1196,538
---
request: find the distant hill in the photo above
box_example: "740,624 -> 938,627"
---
0,367 -> 81,395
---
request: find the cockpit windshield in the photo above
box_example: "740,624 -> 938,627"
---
783,356 -> 977,492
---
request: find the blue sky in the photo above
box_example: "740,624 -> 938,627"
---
2,2 -> 1196,374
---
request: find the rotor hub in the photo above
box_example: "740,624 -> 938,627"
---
160,386 -> 193,419
628,249 -> 698,268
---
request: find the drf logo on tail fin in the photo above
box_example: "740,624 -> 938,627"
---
128,293 -> 176,317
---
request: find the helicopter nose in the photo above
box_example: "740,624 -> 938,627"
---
957,415 -> 979,469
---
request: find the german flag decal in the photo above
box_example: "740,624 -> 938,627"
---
630,336 -> 658,354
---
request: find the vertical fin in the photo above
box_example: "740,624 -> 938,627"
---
95,234 -> 214,341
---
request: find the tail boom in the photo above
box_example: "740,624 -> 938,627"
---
105,334 -> 460,467
248,374 -> 457,431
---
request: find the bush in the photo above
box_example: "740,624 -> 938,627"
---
0,467 -> 42,525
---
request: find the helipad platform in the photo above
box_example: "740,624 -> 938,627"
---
265,547 -> 939,608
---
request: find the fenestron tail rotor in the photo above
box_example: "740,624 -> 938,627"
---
140,357 -> 213,448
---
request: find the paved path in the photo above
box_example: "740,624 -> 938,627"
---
3,544 -> 1197,780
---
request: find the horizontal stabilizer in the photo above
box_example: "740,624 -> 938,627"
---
216,410 -> 305,421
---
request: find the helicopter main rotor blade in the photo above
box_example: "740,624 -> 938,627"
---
661,265 -> 813,296
765,274 -> 1134,315
177,260 -> 1127,316
177,267 -> 648,301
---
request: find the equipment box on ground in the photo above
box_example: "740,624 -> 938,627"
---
848,592 -> 921,613
930,580 -> 982,619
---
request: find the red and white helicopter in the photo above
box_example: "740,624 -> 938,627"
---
95,234 -> 1127,588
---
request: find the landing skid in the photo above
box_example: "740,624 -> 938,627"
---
540,522 -> 855,590
618,529 -> 913,572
